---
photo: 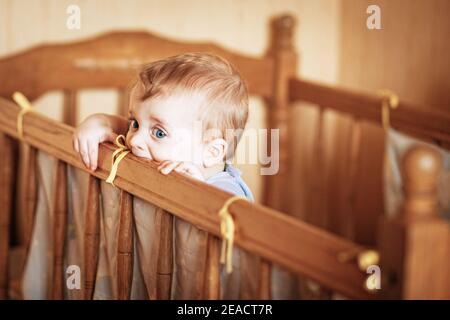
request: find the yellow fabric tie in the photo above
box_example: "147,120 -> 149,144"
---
12,92 -> 33,140
105,134 -> 130,187
218,195 -> 245,274
378,89 -> 399,131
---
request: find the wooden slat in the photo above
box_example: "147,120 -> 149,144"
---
309,107 -> 327,228
63,90 -> 77,126
346,118 -> 362,240
117,190 -> 133,300
18,144 -> 38,295
289,78 -> 450,146
83,175 -> 100,300
156,211 -> 173,299
0,133 -> 14,299
49,160 -> 67,299
203,235 -> 220,299
258,260 -> 271,299
0,98 -> 373,299
117,88 -> 130,119
15,145 -> 38,247
24,147 -> 38,245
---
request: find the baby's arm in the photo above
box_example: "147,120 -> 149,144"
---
73,113 -> 129,171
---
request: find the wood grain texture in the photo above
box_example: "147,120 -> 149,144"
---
49,160 -> 67,300
0,97 -> 372,299
15,144 -> 38,247
156,210 -> 173,300
84,175 -> 100,300
117,190 -> 134,300
0,133 -> 14,299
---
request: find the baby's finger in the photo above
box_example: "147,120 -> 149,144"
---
73,136 -> 80,153
79,139 -> 90,169
87,140 -> 99,171
174,162 -> 204,180
173,162 -> 189,174
160,161 -> 179,175
157,160 -> 172,171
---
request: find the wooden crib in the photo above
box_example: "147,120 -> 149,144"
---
0,15 -> 449,300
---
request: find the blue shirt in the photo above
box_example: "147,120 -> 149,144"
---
206,163 -> 254,201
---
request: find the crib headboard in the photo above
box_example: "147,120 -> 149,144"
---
0,31 -> 274,102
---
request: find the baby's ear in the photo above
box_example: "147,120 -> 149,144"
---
203,138 -> 228,167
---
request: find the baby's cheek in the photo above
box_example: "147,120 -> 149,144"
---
148,142 -> 178,162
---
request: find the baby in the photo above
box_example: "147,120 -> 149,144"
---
73,52 -> 253,201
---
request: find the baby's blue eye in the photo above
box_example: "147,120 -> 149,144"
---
153,128 -> 167,139
129,119 -> 139,129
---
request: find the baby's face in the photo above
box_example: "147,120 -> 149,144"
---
125,86 -> 204,164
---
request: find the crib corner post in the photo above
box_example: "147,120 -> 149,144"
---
378,145 -> 450,299
264,14 -> 298,212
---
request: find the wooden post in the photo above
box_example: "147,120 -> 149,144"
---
84,175 -> 100,299
117,190 -> 134,300
378,145 -> 450,299
264,14 -> 298,213
63,90 -> 78,126
49,160 -> 68,299
0,133 -> 15,299
263,14 -> 298,301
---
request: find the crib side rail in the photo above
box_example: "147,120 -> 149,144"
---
289,78 -> 450,147
0,97 -> 373,299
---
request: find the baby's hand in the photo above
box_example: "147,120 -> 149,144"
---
73,114 -> 118,171
157,161 -> 205,181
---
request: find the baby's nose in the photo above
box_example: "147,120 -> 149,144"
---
127,134 -> 151,159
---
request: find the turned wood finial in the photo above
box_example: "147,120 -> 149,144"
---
401,145 -> 443,218
270,14 -> 296,51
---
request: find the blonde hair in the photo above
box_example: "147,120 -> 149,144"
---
137,52 -> 249,158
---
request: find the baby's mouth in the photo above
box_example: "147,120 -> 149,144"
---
130,147 -> 152,160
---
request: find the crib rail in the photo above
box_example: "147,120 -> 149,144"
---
0,97 -> 374,299
289,78 -> 450,147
